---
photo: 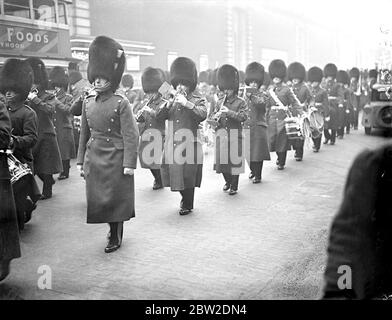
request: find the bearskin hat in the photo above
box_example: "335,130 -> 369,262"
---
68,62 -> 79,71
307,66 -> 323,83
26,57 -> 48,90
336,70 -> 349,85
49,66 -> 69,90
288,62 -> 306,82
349,67 -> 360,80
88,35 -> 126,91
324,63 -> 338,79
239,70 -> 245,84
217,64 -> 239,92
69,70 -> 83,86
0,58 -> 33,101
198,71 -> 209,84
170,57 -> 198,92
245,62 -> 265,88
269,59 -> 287,80
121,74 -> 134,89
142,67 -> 165,93
369,69 -> 378,79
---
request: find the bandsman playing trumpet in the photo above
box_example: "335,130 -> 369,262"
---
136,67 -> 166,190
336,70 -> 350,140
211,64 -> 247,195
243,62 -> 270,184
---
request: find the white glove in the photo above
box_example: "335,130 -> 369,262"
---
346,109 -> 350,114
77,165 -> 84,177
174,94 -> 188,106
325,116 -> 331,122
28,91 -> 37,100
220,106 -> 229,113
123,168 -> 134,176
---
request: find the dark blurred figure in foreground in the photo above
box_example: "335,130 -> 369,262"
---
0,101 -> 21,281
323,143 -> 392,299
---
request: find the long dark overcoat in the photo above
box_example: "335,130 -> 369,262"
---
77,92 -> 139,223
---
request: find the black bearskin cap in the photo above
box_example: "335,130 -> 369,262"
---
198,71 -> 209,83
324,63 -> 338,78
349,67 -> 360,80
245,62 -> 265,87
88,36 -> 126,91
121,74 -> 134,89
69,71 -> 83,86
26,57 -> 48,90
337,70 -> 349,85
288,62 -> 306,82
369,69 -> 378,79
142,67 -> 165,93
49,66 -> 69,90
217,64 -> 239,92
307,66 -> 323,83
0,58 -> 33,101
269,59 -> 287,80
170,57 -> 198,92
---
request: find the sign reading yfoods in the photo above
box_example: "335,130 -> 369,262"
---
0,24 -> 59,55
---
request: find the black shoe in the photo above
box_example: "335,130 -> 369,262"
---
253,178 -> 261,184
105,223 -> 123,253
24,202 -> 37,224
152,180 -> 163,190
58,173 -> 69,180
338,135 -> 343,140
249,172 -> 255,179
179,208 -> 192,216
104,242 -> 121,253
228,189 -> 237,195
330,141 -> 335,145
277,164 -> 285,170
295,157 -> 303,162
323,139 -> 329,144
40,193 -> 52,200
313,147 -> 319,153
223,183 -> 230,192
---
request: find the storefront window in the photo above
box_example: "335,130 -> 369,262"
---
33,0 -> 56,23
58,1 -> 67,24
4,0 -> 31,19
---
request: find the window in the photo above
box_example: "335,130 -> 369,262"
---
167,52 -> 178,71
4,0 -> 31,19
127,56 -> 140,72
58,1 -> 68,24
199,54 -> 209,72
33,0 -> 56,23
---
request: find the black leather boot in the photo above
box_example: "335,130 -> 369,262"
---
105,222 -> 123,253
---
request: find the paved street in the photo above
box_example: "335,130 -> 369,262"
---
1,124 -> 390,300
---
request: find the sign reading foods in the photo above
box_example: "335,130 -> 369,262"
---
0,24 -> 59,55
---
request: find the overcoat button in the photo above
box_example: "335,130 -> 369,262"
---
111,119 -> 114,122
106,139 -> 110,142
108,128 -> 111,132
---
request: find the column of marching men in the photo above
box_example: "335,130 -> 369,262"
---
0,35 -> 378,277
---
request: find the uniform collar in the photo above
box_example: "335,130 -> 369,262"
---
7,101 -> 24,112
96,90 -> 114,102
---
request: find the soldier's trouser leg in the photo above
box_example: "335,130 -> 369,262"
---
353,109 -> 359,129
277,152 -> 287,166
38,174 -> 54,198
324,129 -> 331,142
108,222 -> 123,246
61,160 -> 70,177
330,130 -> 337,144
179,188 -> 195,210
251,161 -> 263,180
222,173 -> 232,185
294,140 -> 304,160
150,169 -> 162,184
312,136 -> 322,150
13,186 -> 27,231
230,175 -> 239,191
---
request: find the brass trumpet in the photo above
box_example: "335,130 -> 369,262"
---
135,94 -> 155,122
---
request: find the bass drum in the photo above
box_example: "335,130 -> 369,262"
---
308,108 -> 324,139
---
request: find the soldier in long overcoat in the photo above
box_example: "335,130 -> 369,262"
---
77,36 -> 139,253
157,57 -> 207,215
323,143 -> 392,299
135,67 -> 166,190
0,59 -> 40,230
307,67 -> 329,152
212,65 -> 247,195
26,58 -> 63,200
0,101 -> 21,282
349,67 -> 361,130
49,67 -> 76,180
288,62 -> 310,161
322,63 -> 343,145
266,60 -> 301,170
243,62 -> 270,184
336,70 -> 350,140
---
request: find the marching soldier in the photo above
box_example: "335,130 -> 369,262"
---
288,62 -> 310,161
26,57 -> 63,200
121,74 -> 144,113
367,69 -> 378,102
0,59 -> 40,230
135,67 -> 166,190
349,67 -> 361,130
267,59 -> 301,170
0,99 -> 21,281
77,36 -> 139,253
49,67 -> 76,180
157,57 -> 207,215
307,66 -> 329,152
243,62 -> 270,183
211,64 -> 247,195
322,63 -> 342,145
336,70 -> 350,139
